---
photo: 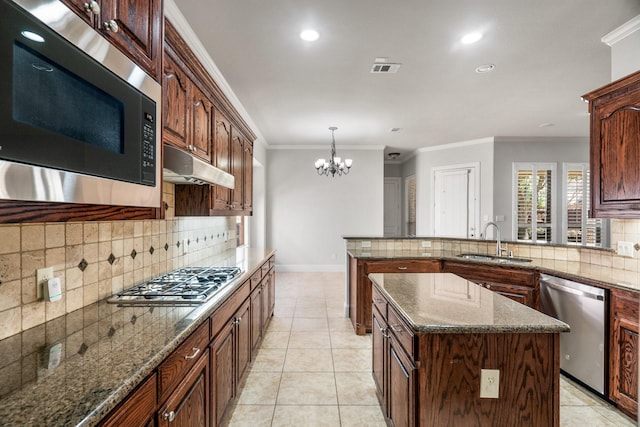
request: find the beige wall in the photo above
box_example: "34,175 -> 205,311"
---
0,183 -> 238,340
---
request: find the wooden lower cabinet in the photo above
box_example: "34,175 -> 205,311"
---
158,349 -> 210,427
250,284 -> 263,353
610,288 -> 639,419
99,373 -> 157,427
210,321 -> 235,427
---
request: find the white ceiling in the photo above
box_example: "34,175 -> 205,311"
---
175,0 -> 640,160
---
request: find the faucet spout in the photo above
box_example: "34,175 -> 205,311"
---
481,222 -> 504,256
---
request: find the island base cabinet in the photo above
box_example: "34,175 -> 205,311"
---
610,288 -> 639,419
158,349 -> 210,427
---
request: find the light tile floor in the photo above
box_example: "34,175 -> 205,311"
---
226,272 -> 636,427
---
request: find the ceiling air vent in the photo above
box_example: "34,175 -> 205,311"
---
370,63 -> 401,73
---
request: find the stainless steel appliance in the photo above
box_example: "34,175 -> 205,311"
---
539,274 -> 607,394
108,266 -> 242,306
0,0 -> 161,207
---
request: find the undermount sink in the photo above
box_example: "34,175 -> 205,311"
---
457,253 -> 532,264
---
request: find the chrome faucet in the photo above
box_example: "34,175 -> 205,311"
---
481,222 -> 507,256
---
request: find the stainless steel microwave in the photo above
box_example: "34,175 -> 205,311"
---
0,0 -> 161,207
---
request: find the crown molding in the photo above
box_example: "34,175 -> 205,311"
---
602,14 -> 640,46
417,137 -> 494,153
269,145 -> 386,151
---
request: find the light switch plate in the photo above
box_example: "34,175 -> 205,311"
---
36,267 -> 54,300
617,241 -> 634,257
480,369 -> 500,398
361,241 -> 372,248
421,240 -> 432,248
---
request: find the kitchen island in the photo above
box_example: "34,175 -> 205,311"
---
369,272 -> 569,427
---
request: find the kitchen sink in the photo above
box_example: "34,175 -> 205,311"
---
457,253 -> 532,264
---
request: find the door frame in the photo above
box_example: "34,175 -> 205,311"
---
384,177 -> 402,237
431,162 -> 480,238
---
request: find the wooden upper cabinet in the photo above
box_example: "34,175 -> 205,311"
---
230,129 -> 244,211
60,0 -> 162,81
583,70 -> 640,217
243,141 -> 253,214
191,84 -> 214,163
213,110 -> 232,211
163,48 -> 190,149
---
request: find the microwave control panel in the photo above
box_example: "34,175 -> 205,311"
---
141,111 -> 155,185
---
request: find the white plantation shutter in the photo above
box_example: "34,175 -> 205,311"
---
565,164 -> 602,247
514,163 -> 554,243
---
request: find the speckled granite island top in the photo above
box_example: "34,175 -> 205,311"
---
368,272 -> 570,334
0,247 -> 275,427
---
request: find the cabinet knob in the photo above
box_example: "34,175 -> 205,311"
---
184,347 -> 200,360
486,284 -> 491,289
397,266 -> 408,270
83,1 -> 100,14
103,19 -> 119,33
163,411 -> 175,422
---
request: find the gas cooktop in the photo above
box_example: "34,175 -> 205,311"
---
108,266 -> 243,305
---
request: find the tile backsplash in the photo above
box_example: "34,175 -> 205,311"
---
0,183 -> 238,340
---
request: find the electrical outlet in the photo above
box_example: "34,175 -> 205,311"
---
182,239 -> 189,255
617,241 -> 634,257
480,369 -> 500,398
361,241 -> 372,248
421,240 -> 432,248
36,267 -> 54,300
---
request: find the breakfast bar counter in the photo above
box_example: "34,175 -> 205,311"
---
368,272 -> 568,427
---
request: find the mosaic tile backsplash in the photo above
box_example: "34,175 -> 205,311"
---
0,184 -> 238,340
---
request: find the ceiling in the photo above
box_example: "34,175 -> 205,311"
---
175,0 -> 640,160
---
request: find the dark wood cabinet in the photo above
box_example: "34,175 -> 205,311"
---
243,141 -> 254,214
230,129 -> 245,211
212,110 -> 232,211
60,0 -> 162,80
443,261 -> 538,309
583,70 -> 640,217
210,321 -> 235,427
99,373 -> 157,427
610,288 -> 639,419
158,349 -> 210,427
250,284 -> 263,353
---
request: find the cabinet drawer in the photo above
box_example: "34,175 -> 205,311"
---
372,285 -> 388,320
387,306 -> 414,359
100,373 -> 156,427
269,256 -> 275,269
211,279 -> 250,338
250,270 -> 262,290
366,259 -> 441,273
158,320 -> 209,400
261,262 -> 270,276
444,261 -> 534,288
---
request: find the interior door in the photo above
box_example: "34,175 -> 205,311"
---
433,165 -> 478,238
384,178 -> 402,236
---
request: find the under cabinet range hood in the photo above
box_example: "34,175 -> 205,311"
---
163,145 -> 234,188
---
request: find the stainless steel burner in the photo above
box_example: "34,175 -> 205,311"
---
108,266 -> 242,305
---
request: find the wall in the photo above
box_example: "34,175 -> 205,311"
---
267,147 -> 384,271
493,137 -> 589,241
415,138 -> 494,236
608,15 -> 640,80
0,183 -> 238,340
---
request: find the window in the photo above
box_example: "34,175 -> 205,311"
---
236,216 -> 245,246
513,163 -> 555,243
405,175 -> 416,236
564,164 -> 603,247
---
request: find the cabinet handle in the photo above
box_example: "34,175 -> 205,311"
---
486,284 -> 491,289
397,266 -> 408,270
390,324 -> 404,334
184,347 -> 200,360
103,19 -> 119,33
380,327 -> 390,339
373,298 -> 385,304
163,411 -> 175,422
83,1 -> 100,14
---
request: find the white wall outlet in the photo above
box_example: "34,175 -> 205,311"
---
36,267 -> 54,300
361,241 -> 372,248
421,240 -> 432,248
617,241 -> 634,257
494,214 -> 505,222
182,239 -> 189,255
480,369 -> 500,399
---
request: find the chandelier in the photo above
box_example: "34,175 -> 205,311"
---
314,127 -> 353,177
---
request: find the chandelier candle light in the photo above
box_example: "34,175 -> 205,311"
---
314,127 -> 353,177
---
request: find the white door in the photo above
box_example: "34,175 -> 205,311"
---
433,164 -> 479,238
384,177 -> 401,236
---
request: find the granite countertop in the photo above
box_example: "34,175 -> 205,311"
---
369,272 -> 570,334
348,248 -> 640,292
0,247 -> 275,427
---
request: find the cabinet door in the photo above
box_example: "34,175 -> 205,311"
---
213,110 -> 231,210
229,130 -> 244,211
210,321 -> 235,427
267,270 -> 275,318
236,299 -> 252,384
243,141 -> 253,213
260,279 -> 271,335
388,335 -> 415,427
250,286 -> 262,354
59,0 -> 97,25
372,307 -> 386,411
100,0 -> 162,80
610,289 -> 639,418
191,84 -> 213,163
163,49 -> 190,150
100,373 -> 156,427
482,282 -> 535,307
158,349 -> 209,427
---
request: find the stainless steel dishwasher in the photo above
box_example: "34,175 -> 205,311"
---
539,274 -> 607,395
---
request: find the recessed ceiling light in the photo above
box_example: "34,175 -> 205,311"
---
461,32 -> 482,44
475,64 -> 495,73
538,122 -> 555,128
389,127 -> 401,132
300,29 -> 319,41
21,30 -> 45,43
